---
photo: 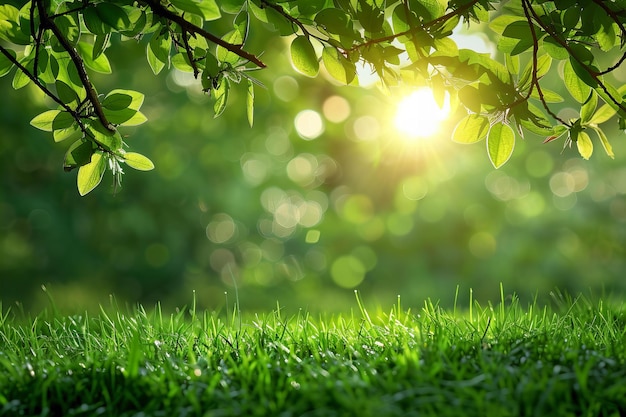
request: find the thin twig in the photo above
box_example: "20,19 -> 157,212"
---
180,29 -> 200,78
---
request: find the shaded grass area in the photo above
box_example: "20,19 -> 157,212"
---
1,292 -> 626,416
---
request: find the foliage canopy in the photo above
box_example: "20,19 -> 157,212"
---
2,0 -> 626,194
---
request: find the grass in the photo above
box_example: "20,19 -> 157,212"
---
1,290 -> 626,417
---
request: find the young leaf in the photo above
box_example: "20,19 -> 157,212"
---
76,42 -> 112,74
213,79 -> 229,117
576,131 -> 593,160
124,152 -> 155,171
147,42 -> 165,75
12,59 -> 32,89
580,92 -> 597,124
564,60 -> 591,103
54,125 -> 80,143
77,151 -> 107,196
148,32 -> 171,74
290,36 -> 319,78
487,123 -> 515,168
590,126 -> 614,159
588,103 -> 617,125
30,110 -> 61,132
452,114 -> 489,144
322,47 -> 355,85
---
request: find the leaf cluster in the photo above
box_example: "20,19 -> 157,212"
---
2,0 -> 626,194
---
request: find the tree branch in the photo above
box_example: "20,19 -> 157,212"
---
523,0 -> 626,114
348,0 -> 482,52
142,0 -> 265,68
36,0 -> 115,132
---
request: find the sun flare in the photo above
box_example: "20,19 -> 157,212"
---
394,88 -> 451,139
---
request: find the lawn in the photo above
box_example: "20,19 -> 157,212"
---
1,290 -> 625,416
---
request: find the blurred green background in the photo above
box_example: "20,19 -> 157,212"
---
2,20 -> 626,314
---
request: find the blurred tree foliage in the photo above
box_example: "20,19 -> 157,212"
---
2,0 -> 626,311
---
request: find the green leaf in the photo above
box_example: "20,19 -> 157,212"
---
246,79 -> 254,128
213,79 -> 229,117
580,92 -> 597,124
103,108 -> 146,126
30,110 -> 61,132
531,88 -> 563,103
233,8 -> 249,43
93,33 -> 111,60
12,58 -> 32,89
518,54 -> 551,91
576,130 -> 593,160
458,85 -> 482,113
315,9 -> 354,39
83,6 -> 109,35
413,0 -> 446,20
56,80 -> 79,104
588,103 -> 617,125
95,2 -> 131,30
170,0 -> 221,20
172,53 -> 194,73
105,89 -> 144,110
591,126 -> 614,159
452,114 -> 489,144
124,152 -> 155,171
489,15 -> 525,35
290,36 -> 319,78
53,124 -> 81,143
0,48 -> 15,77
148,31 -> 171,74
146,43 -> 165,75
0,4 -> 30,44
102,93 -> 133,111
322,47 -> 355,85
87,121 -> 122,151
543,37 -> 568,60
64,140 -> 94,171
563,60 -> 590,103
77,151 -> 107,196
487,123 -> 515,168
52,111 -> 75,131
76,42 -> 112,74
217,29 -> 243,65
491,18 -> 536,55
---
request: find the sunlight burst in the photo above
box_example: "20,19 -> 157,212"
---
394,88 -> 451,139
